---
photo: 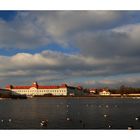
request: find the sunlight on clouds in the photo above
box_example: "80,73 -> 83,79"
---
0,11 -> 139,87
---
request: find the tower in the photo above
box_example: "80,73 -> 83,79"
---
32,81 -> 38,88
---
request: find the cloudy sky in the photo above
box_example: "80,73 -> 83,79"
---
0,11 -> 140,88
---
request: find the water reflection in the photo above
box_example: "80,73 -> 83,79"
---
0,97 -> 140,129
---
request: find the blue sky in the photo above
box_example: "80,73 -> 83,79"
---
0,11 -> 79,56
0,11 -> 17,21
0,11 -> 140,88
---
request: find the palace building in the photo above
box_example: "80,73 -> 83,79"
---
5,82 -> 86,96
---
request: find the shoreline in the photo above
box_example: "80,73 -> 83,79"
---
1,96 -> 140,100
29,96 -> 140,99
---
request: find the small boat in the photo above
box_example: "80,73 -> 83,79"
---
27,95 -> 33,98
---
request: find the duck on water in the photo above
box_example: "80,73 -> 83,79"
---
40,120 -> 48,127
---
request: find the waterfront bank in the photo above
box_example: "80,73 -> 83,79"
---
1,95 -> 140,99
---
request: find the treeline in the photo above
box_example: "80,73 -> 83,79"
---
110,85 -> 140,95
0,91 -> 27,99
0,92 -> 11,98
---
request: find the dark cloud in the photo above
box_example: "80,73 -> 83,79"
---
75,25 -> 140,58
0,11 -> 140,87
0,11 -> 129,49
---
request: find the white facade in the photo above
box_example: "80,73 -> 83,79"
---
89,89 -> 96,94
5,82 -> 87,96
6,82 -> 68,96
99,90 -> 110,96
11,87 -> 67,96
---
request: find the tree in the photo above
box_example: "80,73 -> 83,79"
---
119,85 -> 126,96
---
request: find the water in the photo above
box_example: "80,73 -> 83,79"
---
0,97 -> 140,129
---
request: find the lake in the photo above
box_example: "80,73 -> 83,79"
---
0,97 -> 140,129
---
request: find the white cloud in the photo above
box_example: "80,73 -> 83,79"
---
0,50 -> 139,87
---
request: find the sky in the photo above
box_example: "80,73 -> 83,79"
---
0,11 -> 140,88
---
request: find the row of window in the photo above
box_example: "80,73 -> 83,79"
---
12,89 -> 67,93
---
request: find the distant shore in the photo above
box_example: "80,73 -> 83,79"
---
1,94 -> 140,100
31,95 -> 140,99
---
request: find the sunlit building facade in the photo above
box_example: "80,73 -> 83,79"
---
5,82 -> 86,96
99,89 -> 111,96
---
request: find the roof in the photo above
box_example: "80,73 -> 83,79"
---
12,86 -> 31,89
99,89 -> 109,92
5,82 -> 67,89
89,88 -> 96,91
